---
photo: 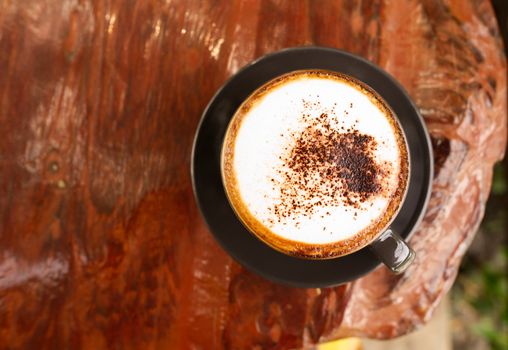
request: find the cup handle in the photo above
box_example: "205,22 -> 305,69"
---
369,228 -> 415,274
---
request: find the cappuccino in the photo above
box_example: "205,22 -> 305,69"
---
222,70 -> 409,258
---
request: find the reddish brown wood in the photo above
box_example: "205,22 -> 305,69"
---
0,0 -> 506,349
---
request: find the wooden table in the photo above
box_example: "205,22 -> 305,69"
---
0,1 -> 506,349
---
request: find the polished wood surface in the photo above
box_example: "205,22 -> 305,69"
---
0,1 -> 506,349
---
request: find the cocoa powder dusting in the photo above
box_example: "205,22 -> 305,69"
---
270,109 -> 386,224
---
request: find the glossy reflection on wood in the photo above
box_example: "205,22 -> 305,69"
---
0,0 -> 506,349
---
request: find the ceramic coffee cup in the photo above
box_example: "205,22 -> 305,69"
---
220,69 -> 414,273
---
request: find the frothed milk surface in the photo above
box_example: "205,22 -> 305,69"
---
225,71 -> 407,248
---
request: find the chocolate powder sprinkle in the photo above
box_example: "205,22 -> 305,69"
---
269,110 -> 387,224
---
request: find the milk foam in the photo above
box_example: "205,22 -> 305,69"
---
232,74 -> 404,245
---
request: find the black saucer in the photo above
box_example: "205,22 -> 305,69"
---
191,47 -> 433,288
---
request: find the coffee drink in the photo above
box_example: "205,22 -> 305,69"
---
221,70 -> 409,259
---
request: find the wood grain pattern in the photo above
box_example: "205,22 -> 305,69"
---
0,0 -> 505,349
